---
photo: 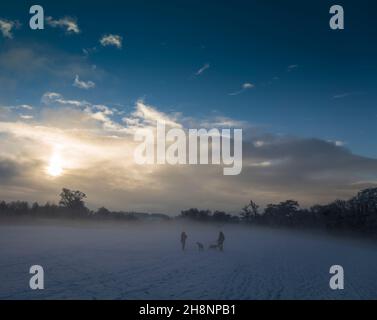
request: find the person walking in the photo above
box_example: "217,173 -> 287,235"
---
217,231 -> 225,251
181,231 -> 188,251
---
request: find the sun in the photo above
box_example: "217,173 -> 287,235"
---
47,152 -> 63,177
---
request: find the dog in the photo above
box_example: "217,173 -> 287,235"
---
196,242 -> 204,251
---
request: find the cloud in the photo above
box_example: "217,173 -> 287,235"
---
333,92 -> 363,99
73,75 -> 96,90
100,34 -> 123,48
195,63 -> 210,76
46,16 -> 80,34
0,158 -> 21,181
333,93 -> 350,99
0,105 -> 35,122
123,100 -> 182,129
249,161 -> 272,167
19,104 -> 33,110
242,83 -> 254,89
41,92 -> 123,132
197,116 -> 246,128
82,47 -> 98,57
287,64 -> 298,71
1,104 -> 33,111
42,92 -> 87,108
0,95 -> 376,213
254,140 -> 265,147
328,140 -> 345,147
0,19 -> 20,39
19,115 -> 34,120
229,83 -> 255,96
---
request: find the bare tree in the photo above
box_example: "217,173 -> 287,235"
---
59,188 -> 87,211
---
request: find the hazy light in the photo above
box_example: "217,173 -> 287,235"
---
47,151 -> 63,177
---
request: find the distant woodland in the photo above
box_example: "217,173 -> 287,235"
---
1,187 -> 377,235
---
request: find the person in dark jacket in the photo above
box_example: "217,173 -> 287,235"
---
217,231 -> 225,251
181,231 -> 188,251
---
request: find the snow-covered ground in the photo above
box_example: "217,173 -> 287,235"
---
1,221 -> 376,300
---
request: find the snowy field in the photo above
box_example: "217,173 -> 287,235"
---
1,221 -> 377,300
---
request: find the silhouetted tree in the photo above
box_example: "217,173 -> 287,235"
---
59,188 -> 87,210
96,207 -> 111,218
58,188 -> 88,217
213,211 -> 232,222
350,188 -> 377,231
263,200 -> 300,225
180,208 -> 212,221
241,200 -> 259,222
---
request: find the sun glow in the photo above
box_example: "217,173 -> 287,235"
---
47,151 -> 63,177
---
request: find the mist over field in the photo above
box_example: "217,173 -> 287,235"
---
1,220 -> 377,300
0,0 -> 376,304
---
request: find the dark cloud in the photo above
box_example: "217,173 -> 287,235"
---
0,158 -> 20,181
232,136 -> 377,206
128,134 -> 377,212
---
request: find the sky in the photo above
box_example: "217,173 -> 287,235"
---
0,0 -> 376,214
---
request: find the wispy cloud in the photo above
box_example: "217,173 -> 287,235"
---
46,16 -> 80,34
122,100 -> 182,129
198,116 -> 246,128
19,104 -> 33,110
19,114 -> 34,120
0,18 -> 20,38
1,104 -> 33,111
249,161 -> 272,167
82,47 -> 98,57
42,92 -> 87,108
100,34 -> 123,49
73,75 -> 95,90
195,63 -> 210,76
328,140 -> 346,147
287,64 -> 298,71
41,92 -> 121,131
333,93 -> 351,99
333,92 -> 363,99
229,83 -> 254,96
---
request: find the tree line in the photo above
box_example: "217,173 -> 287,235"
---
181,188 -> 377,234
0,188 -> 169,222
1,187 -> 377,234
